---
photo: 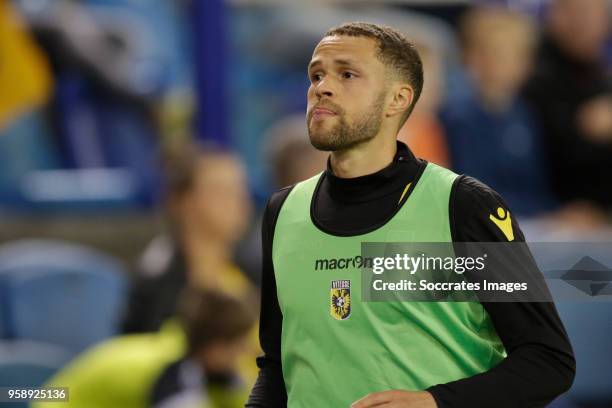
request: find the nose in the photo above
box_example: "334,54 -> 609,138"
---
314,78 -> 334,99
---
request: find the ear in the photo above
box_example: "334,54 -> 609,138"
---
386,83 -> 414,119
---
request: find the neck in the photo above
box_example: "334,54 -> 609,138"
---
477,86 -> 515,113
330,131 -> 397,178
180,225 -> 230,289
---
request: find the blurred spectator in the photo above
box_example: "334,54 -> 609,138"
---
398,42 -> 450,167
33,289 -> 257,408
440,6 -> 557,217
524,0 -> 612,213
263,115 -> 329,189
21,0 -> 167,110
1,0 -> 191,208
122,143 -> 254,334
0,0 -> 52,130
234,115 -> 328,284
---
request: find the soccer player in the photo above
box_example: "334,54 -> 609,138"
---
247,22 -> 575,407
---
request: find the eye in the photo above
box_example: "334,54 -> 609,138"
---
342,71 -> 356,79
310,73 -> 323,82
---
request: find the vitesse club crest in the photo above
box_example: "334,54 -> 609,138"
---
330,280 -> 351,320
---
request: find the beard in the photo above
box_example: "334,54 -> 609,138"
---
307,92 -> 385,152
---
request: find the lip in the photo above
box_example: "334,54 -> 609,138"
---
311,107 -> 337,120
314,107 -> 336,115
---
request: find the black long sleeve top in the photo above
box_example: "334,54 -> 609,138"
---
247,141 -> 575,408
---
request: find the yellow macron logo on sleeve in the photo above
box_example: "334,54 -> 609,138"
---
489,207 -> 514,241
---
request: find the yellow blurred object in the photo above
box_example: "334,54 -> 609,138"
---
0,0 -> 52,130
30,321 -> 250,408
30,321 -> 187,408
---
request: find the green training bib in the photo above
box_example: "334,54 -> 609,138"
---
273,163 -> 506,407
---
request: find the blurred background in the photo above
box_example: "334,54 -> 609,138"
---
0,0 -> 611,407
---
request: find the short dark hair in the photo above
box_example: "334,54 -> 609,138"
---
178,289 -> 257,354
324,22 -> 424,124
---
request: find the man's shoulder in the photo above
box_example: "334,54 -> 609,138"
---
453,174 -> 502,204
262,185 -> 296,239
266,172 -> 324,216
450,175 -> 523,242
266,185 -> 295,215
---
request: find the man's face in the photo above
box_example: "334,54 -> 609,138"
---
181,155 -> 252,244
550,0 -> 610,61
465,29 -> 534,97
307,35 -> 389,151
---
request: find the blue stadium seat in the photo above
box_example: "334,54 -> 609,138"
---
0,111 -> 60,208
556,302 -> 612,406
0,340 -> 70,408
0,279 -> 7,339
0,240 -> 127,355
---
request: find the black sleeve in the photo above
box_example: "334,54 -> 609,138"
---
427,175 -> 575,408
246,187 -> 293,407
